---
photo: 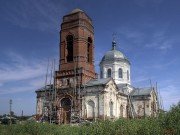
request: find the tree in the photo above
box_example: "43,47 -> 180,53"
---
163,101 -> 180,131
10,111 -> 15,117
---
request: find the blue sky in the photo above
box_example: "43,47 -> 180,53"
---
0,0 -> 180,116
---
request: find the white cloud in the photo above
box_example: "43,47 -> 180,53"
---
132,75 -> 149,84
158,82 -> 180,111
0,86 -> 34,95
144,29 -> 176,52
1,0 -> 67,32
0,52 -> 55,95
144,60 -> 176,70
117,24 -> 177,54
0,53 -> 47,83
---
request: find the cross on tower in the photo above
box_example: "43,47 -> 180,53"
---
112,32 -> 117,41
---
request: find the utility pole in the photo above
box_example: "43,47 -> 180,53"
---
9,99 -> 12,125
22,110 -> 23,117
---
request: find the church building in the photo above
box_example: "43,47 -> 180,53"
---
36,9 -> 158,124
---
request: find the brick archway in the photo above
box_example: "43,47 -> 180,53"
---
61,98 -> 71,124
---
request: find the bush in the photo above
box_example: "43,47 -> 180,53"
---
1,102 -> 180,135
162,101 -> 180,134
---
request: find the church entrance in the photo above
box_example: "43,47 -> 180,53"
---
61,98 -> 71,124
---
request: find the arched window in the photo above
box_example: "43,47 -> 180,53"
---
110,101 -> 113,117
61,98 -> 71,107
127,70 -> 129,80
119,68 -> 123,78
87,100 -> 95,118
107,69 -> 111,78
66,35 -> 73,62
87,37 -> 92,63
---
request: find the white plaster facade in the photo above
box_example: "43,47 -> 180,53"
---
79,40 -> 158,120
100,61 -> 131,85
81,79 -> 128,120
99,41 -> 131,85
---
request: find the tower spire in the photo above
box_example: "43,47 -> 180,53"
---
112,32 -> 116,50
112,40 -> 116,50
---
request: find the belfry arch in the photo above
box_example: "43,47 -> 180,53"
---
87,37 -> 92,63
66,35 -> 73,62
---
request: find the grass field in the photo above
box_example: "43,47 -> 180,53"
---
0,102 -> 180,135
0,117 -> 179,135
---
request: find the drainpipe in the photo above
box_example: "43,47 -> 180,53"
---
103,88 -> 105,120
97,86 -> 100,118
144,101 -> 146,118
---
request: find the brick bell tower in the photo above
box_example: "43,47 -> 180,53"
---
56,9 -> 97,89
55,9 -> 97,123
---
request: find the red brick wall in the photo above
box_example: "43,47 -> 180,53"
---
56,11 -> 97,86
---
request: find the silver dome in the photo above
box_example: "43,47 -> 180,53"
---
100,41 -> 130,64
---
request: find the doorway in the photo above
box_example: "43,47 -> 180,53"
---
61,98 -> 71,124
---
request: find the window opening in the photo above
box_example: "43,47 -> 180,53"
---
66,35 -> 73,62
119,68 -> 123,78
87,37 -> 92,63
107,68 -> 111,78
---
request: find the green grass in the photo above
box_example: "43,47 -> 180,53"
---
0,117 -> 179,135
1,102 -> 180,135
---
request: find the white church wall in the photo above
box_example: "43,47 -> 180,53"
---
83,93 -> 98,119
130,90 -> 158,118
82,85 -> 106,119
98,93 -> 105,119
131,97 -> 151,117
103,81 -> 119,118
118,95 -> 128,118
36,97 -> 43,115
149,91 -> 158,117
113,61 -> 131,85
100,61 -> 131,85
